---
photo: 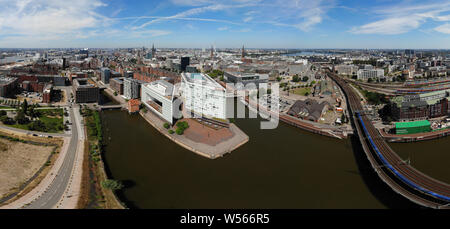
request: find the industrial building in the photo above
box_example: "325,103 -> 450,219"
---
73,78 -> 99,103
224,72 -> 269,87
181,73 -> 230,120
124,78 -> 142,99
141,80 -> 176,124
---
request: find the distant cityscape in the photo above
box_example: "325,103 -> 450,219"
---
1,46 -> 450,210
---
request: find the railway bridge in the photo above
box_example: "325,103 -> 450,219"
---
328,71 -> 450,209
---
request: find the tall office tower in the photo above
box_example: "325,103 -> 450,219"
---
101,67 -> 111,84
181,57 -> 190,72
242,45 -> 245,58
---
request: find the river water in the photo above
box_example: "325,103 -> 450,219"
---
100,109 -> 449,209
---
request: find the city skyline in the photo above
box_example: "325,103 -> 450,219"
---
0,0 -> 450,49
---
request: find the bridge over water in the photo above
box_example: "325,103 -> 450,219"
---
328,71 -> 450,209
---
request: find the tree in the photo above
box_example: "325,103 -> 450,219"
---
28,120 -> 46,132
0,110 -> 6,116
101,179 -> 124,191
15,111 -> 29,125
302,76 -> 309,82
292,75 -> 300,82
21,100 -> 28,114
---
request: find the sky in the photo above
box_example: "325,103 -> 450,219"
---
0,0 -> 449,49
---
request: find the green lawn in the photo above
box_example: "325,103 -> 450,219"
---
292,87 -> 312,96
3,108 -> 64,133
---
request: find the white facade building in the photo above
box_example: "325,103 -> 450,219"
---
357,69 -> 385,81
141,80 -> 175,124
181,73 -> 229,120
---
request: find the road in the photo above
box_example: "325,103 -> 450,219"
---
0,124 -> 70,137
22,106 -> 81,209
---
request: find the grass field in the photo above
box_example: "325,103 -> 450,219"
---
292,87 -> 312,96
5,108 -> 64,133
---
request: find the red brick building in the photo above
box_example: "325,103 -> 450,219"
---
128,99 -> 141,113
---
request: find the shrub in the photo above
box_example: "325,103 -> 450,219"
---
176,128 -> 184,135
168,130 -> 174,134
163,123 -> 170,129
101,179 -> 124,191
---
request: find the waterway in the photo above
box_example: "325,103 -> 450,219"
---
99,106 -> 450,209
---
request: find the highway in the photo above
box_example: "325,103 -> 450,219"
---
328,71 -> 450,209
22,106 -> 81,209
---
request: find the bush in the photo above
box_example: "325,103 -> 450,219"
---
176,121 -> 189,130
163,123 -> 170,129
168,130 -> 174,134
101,179 -> 124,191
176,128 -> 184,135
0,110 -> 6,116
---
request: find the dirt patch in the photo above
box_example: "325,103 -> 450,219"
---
0,138 -> 53,199
0,129 -> 63,205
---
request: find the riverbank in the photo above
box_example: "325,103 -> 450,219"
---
79,108 -> 125,209
380,127 -> 450,143
244,97 -> 351,139
139,110 -> 249,159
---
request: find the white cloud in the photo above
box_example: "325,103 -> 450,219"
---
435,23 -> 450,34
261,0 -> 334,32
350,17 -> 424,35
351,1 -> 450,35
243,16 -> 253,22
218,26 -> 229,31
132,3 -> 253,30
0,0 -> 107,36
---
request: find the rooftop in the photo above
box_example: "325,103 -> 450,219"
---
395,120 -> 430,129
182,72 -> 224,89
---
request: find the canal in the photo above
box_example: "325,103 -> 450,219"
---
100,109 -> 449,209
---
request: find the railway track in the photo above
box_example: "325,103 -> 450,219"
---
328,71 -> 450,208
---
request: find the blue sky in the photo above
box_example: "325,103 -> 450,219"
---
0,0 -> 449,49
